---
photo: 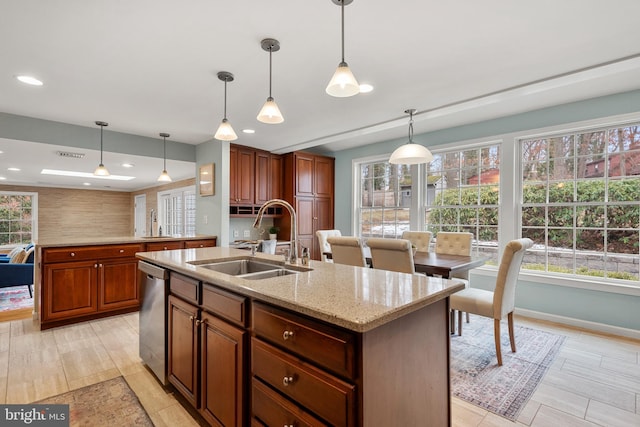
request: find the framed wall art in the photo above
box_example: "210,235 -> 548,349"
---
199,163 -> 215,196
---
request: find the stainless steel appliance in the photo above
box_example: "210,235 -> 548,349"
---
139,260 -> 169,385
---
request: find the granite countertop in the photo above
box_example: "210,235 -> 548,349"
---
35,235 -> 218,248
136,246 -> 464,333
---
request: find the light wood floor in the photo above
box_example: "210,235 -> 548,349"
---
0,312 -> 638,426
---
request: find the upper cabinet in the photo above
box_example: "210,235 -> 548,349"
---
230,144 -> 283,217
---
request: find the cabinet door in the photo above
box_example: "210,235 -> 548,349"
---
313,197 -> 334,260
168,295 -> 199,407
98,258 -> 139,311
231,146 -> 255,205
269,154 -> 283,200
296,198 -> 315,237
42,260 -> 98,321
295,153 -> 315,197
200,311 -> 247,427
314,156 -> 334,198
255,151 -> 270,205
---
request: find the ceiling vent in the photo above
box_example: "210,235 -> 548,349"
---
56,150 -> 85,159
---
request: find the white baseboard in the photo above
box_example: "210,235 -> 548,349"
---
515,308 -> 640,341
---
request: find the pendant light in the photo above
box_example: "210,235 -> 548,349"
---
257,38 -> 284,124
93,121 -> 110,176
326,0 -> 359,97
157,133 -> 172,182
214,71 -> 238,141
389,109 -> 434,165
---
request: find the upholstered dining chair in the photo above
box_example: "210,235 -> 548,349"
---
401,231 -> 433,252
326,236 -> 367,267
435,231 -> 474,322
366,238 -> 415,274
450,238 -> 533,365
316,229 -> 342,262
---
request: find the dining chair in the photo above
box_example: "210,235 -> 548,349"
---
401,231 -> 433,252
316,229 -> 342,262
450,238 -> 533,365
366,238 -> 415,274
326,236 -> 367,267
435,231 -> 474,323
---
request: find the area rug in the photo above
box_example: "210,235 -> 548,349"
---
36,376 -> 153,426
0,285 -> 33,312
450,314 -> 566,421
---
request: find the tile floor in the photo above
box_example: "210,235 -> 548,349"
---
0,312 -> 638,426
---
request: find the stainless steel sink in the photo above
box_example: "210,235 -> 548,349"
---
197,259 -> 282,275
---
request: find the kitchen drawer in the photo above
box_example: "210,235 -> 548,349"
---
252,302 -> 356,379
43,244 -> 144,263
251,338 -> 355,427
184,239 -> 217,249
252,377 -> 327,427
146,241 -> 185,251
170,272 -> 199,304
202,284 -> 247,327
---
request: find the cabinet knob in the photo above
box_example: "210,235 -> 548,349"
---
94,263 -> 98,268
196,318 -> 207,326
282,330 -> 294,340
70,252 -> 75,257
119,249 -> 124,253
189,315 -> 194,322
282,376 -> 295,386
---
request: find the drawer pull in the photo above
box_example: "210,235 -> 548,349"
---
119,249 -> 124,253
70,252 -> 75,257
282,330 -> 294,340
282,375 -> 295,386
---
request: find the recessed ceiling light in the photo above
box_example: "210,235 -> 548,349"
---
83,182 -> 91,186
7,167 -> 20,172
16,75 -> 43,86
242,129 -> 255,134
0,177 -> 6,181
359,84 -> 373,93
121,163 -> 135,168
41,169 -> 135,181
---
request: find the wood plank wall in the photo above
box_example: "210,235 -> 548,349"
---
1,177 -> 195,241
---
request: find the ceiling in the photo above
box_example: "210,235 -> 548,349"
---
2,0 -> 640,191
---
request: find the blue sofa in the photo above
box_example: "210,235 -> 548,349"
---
0,245 -> 35,297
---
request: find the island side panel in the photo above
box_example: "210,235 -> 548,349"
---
360,298 -> 451,426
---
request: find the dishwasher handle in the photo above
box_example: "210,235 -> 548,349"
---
138,261 -> 168,280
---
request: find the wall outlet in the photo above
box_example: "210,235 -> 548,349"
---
243,230 -> 251,238
203,214 -> 208,224
233,229 -> 239,238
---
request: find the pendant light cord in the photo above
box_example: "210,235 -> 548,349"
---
163,136 -> 167,170
341,0 -> 345,63
100,124 -> 104,163
223,79 -> 228,120
269,45 -> 273,98
408,111 -> 414,143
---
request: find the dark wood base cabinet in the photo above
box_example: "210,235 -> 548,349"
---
168,276 -> 247,427
167,276 -> 451,427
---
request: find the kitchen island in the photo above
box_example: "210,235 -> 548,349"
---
137,246 -> 464,427
35,235 -> 217,329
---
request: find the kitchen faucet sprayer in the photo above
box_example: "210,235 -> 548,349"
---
253,199 -> 298,263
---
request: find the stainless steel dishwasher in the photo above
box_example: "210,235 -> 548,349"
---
139,260 -> 169,385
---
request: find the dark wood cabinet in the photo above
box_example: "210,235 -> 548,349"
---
184,239 -> 217,249
40,243 -> 145,329
230,145 -> 255,205
168,279 -> 248,426
281,152 -> 335,260
168,294 -> 199,407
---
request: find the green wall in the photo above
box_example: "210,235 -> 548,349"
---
327,89 -> 640,335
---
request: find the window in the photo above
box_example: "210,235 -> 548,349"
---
520,124 -> 640,282
357,160 -> 412,238
0,192 -> 36,245
425,144 -> 501,260
158,186 -> 196,236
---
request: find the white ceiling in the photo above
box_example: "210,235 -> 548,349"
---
2,0 -> 640,190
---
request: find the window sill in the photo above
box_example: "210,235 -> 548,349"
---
471,266 -> 640,297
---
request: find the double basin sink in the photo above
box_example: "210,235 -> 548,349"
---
189,257 -> 309,280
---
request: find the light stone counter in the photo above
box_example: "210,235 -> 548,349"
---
136,246 -> 464,332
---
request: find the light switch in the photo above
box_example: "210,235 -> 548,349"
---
243,230 -> 250,238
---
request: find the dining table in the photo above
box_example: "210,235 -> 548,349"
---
323,248 -> 489,334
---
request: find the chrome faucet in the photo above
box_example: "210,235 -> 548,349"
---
150,209 -> 156,236
253,199 -> 298,263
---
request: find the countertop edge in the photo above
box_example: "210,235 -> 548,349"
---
35,235 -> 218,248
